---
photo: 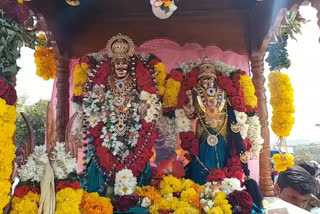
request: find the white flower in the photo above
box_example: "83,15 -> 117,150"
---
221,178 -> 243,195
175,116 -> 192,132
89,115 -> 100,127
207,200 -> 214,208
240,123 -> 249,139
175,109 -> 186,118
141,197 -> 151,208
114,169 -> 137,196
234,111 -> 248,124
19,145 -> 49,182
145,113 -> 154,123
203,206 -> 209,213
51,142 -> 77,179
140,91 -> 151,101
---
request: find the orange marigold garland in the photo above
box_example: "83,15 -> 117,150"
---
80,191 -> 113,214
34,34 -> 56,80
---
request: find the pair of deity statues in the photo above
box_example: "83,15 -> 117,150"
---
77,33 -> 257,196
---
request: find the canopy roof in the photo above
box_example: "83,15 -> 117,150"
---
27,0 -> 309,57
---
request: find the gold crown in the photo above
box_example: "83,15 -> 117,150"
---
198,63 -> 217,80
106,33 -> 135,60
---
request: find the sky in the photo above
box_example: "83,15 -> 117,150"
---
15,5 -> 320,145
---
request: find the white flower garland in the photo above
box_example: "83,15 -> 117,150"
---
51,142 -> 77,180
246,115 -> 264,157
221,178 -> 243,195
19,145 -> 49,182
114,169 -> 137,196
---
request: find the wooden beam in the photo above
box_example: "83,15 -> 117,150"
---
55,57 -> 70,142
251,54 -> 275,197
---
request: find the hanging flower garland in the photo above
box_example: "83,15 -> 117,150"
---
80,191 -> 113,213
0,97 -> 16,212
72,57 -> 90,97
34,34 -> 57,80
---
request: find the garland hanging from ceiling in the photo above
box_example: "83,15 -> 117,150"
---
266,10 -> 307,172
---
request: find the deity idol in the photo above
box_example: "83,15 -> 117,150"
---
78,34 -> 162,194
171,61 -> 263,191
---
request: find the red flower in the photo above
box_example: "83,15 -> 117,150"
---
160,210 -> 175,214
14,185 -> 30,198
231,96 -> 246,112
186,77 -> 197,89
79,56 -> 90,64
245,105 -> 254,113
218,75 -> 233,89
243,139 -> 253,151
0,78 -> 17,105
206,169 -> 227,182
90,122 -> 103,138
177,86 -> 187,109
148,56 -> 161,67
179,131 -> 195,152
30,187 -> 40,194
170,70 -> 183,82
228,190 -> 253,214
56,181 -> 81,192
113,194 -> 139,211
93,61 -> 111,85
136,61 -> 156,94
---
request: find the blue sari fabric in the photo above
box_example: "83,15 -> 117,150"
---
186,128 -> 229,185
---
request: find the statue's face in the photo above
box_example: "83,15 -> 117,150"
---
198,76 -> 217,89
113,59 -> 129,79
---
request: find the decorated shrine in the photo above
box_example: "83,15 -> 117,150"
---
1,0 -> 320,213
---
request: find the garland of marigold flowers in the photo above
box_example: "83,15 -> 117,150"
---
0,97 -> 16,212
73,62 -> 89,97
10,191 -> 40,214
80,191 -> 113,213
55,188 -> 83,214
269,71 -> 295,172
239,74 -> 258,112
34,34 -> 56,80
162,69 -> 183,109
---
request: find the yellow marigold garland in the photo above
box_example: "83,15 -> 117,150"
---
73,63 -> 89,97
80,191 -> 113,214
154,62 -> 167,96
239,75 -> 258,109
162,78 -> 181,108
10,192 -> 40,214
0,98 -> 16,212
55,188 -> 83,214
34,34 -> 56,80
272,153 -> 295,172
268,72 -> 295,137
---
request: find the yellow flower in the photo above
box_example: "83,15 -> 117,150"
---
154,62 -> 167,96
163,78 -> 181,108
239,75 -> 258,109
160,175 -> 184,195
269,72 -> 295,137
164,1 -> 172,7
272,153 -> 294,172
34,45 -> 56,81
11,192 -> 40,214
0,100 -> 16,212
17,0 -> 23,4
55,188 -> 83,214
73,63 -> 89,97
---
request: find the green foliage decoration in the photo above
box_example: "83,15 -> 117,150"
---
0,10 -> 39,83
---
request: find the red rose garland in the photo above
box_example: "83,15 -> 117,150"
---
83,56 -> 159,181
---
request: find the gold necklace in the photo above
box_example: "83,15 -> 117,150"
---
197,108 -> 228,147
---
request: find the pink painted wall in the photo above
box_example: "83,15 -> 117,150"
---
50,39 -> 260,182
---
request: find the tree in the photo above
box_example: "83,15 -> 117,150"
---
16,97 -> 48,146
294,144 -> 320,164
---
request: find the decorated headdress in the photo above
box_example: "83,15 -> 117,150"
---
197,63 -> 217,80
106,33 -> 135,61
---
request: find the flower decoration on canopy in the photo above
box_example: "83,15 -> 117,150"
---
150,0 -> 177,19
34,34 -> 57,80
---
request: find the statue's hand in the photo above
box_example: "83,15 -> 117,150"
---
183,90 -> 195,119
